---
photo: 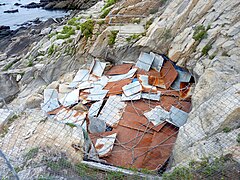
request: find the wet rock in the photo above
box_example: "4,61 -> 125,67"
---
0,26 -> 12,39
4,9 -> 19,13
14,3 -> 22,6
20,2 -> 43,8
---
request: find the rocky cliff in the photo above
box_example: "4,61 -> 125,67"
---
0,0 -> 239,177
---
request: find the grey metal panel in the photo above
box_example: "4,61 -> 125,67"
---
169,106 -> 188,127
136,52 -> 154,71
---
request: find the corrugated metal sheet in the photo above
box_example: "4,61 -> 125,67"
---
141,92 -> 161,101
121,92 -> 141,101
148,61 -> 178,89
179,82 -> 192,100
87,90 -> 109,101
136,52 -> 154,71
106,63 -> 133,75
144,106 -> 170,126
171,69 -> 192,90
90,60 -> 107,77
122,81 -> 143,97
150,52 -> 164,72
108,68 -> 137,82
138,74 -> 157,93
41,89 -> 60,112
169,106 -> 189,127
54,108 -> 86,126
104,79 -> 132,96
95,133 -> 117,157
88,100 -> 104,118
69,69 -> 90,88
98,95 -> 126,127
59,89 -> 80,107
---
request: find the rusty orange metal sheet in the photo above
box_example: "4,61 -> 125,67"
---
47,106 -> 64,115
160,96 -> 191,113
158,88 -> 180,97
105,64 -> 133,75
180,82 -> 192,100
160,61 -> 178,89
104,79 -> 132,96
119,111 -> 155,133
103,125 -> 153,169
136,61 -> 178,90
141,123 -> 179,170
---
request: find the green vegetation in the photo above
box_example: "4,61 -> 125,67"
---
108,30 -> 118,46
48,32 -> 57,39
3,62 -> 14,71
162,167 -> 193,180
57,26 -> 75,40
24,147 -> 39,161
193,25 -> 210,41
27,60 -> 33,67
48,44 -> 55,56
65,123 -> 77,128
100,8 -> 112,18
67,17 -> 80,26
0,114 -> 19,137
145,18 -> 154,30
80,19 -> 94,39
163,156 -> 235,180
106,171 -> 125,180
132,18 -> 141,24
223,127 -> 231,133
97,20 -> 105,25
237,133 -> 240,144
202,43 -> 212,56
102,0 -> 118,11
126,34 -> 141,42
47,158 -> 72,171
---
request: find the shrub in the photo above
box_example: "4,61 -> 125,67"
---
193,25 -> 209,41
102,0 -> 118,11
202,43 -> 212,56
80,19 -> 94,39
223,127 -> 231,133
108,31 -> 118,46
145,18 -> 154,30
48,44 -> 55,56
126,34 -> 141,42
100,8 -> 112,18
56,26 -> 75,39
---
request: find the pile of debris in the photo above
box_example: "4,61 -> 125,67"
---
41,52 -> 194,171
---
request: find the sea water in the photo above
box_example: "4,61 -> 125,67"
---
0,0 -> 69,29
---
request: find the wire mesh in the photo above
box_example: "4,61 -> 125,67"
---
0,53 -> 239,180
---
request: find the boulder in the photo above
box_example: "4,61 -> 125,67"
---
25,93 -> 43,109
0,74 -> 19,103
